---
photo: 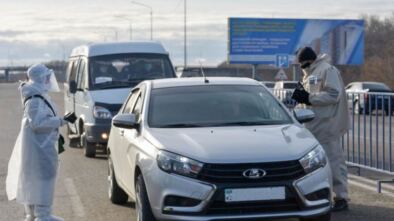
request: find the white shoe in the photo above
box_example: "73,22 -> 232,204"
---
24,205 -> 35,221
23,215 -> 35,221
34,215 -> 64,221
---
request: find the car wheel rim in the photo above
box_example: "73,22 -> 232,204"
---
136,184 -> 143,221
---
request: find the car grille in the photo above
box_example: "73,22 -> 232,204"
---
198,160 -> 306,183
206,187 -> 300,215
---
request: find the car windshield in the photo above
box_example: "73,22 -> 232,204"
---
89,53 -> 174,90
363,83 -> 391,91
148,85 -> 293,128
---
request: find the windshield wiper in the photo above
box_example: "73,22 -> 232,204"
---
154,123 -> 208,128
95,81 -> 136,89
209,121 -> 274,126
97,84 -> 134,89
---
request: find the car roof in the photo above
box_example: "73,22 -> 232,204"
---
349,81 -> 386,85
276,81 -> 298,84
70,41 -> 168,57
149,77 -> 261,89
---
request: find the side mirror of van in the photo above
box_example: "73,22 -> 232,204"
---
69,80 -> 77,94
112,114 -> 138,129
294,109 -> 315,123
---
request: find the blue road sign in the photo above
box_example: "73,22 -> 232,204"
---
228,18 -> 364,66
276,54 -> 289,68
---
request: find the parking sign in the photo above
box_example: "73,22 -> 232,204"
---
276,54 -> 289,68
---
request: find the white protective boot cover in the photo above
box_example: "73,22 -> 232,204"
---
34,205 -> 64,221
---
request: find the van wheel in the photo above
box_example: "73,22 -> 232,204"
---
136,175 -> 156,221
81,133 -> 96,158
108,156 -> 128,204
300,212 -> 331,221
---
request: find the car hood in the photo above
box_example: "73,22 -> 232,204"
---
146,124 -> 319,164
90,88 -> 131,104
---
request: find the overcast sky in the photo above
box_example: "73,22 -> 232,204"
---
1,0 -> 393,66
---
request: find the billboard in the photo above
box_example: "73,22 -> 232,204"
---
228,18 -> 364,67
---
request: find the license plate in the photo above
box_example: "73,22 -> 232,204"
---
224,187 -> 285,202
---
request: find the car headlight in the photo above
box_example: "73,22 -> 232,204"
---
157,150 -> 203,178
93,106 -> 112,119
299,145 -> 327,174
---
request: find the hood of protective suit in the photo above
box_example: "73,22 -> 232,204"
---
26,64 -> 60,93
303,54 -> 331,78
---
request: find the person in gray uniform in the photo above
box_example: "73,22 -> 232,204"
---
292,47 -> 350,212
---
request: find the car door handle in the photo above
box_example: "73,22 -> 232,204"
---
120,130 -> 125,136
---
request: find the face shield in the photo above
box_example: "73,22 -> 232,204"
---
44,70 -> 60,92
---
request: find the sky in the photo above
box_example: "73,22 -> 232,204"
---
0,0 -> 393,66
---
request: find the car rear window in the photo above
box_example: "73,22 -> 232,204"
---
363,83 -> 391,91
283,83 -> 298,89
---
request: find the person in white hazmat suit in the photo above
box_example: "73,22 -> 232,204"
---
6,64 -> 76,221
292,47 -> 350,212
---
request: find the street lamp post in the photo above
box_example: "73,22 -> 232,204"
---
114,15 -> 133,40
184,0 -> 187,68
131,1 -> 153,40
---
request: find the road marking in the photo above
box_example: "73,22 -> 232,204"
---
349,174 -> 394,192
64,178 -> 86,217
349,174 -> 394,198
349,180 -> 394,198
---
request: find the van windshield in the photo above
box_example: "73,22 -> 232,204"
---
89,53 -> 175,90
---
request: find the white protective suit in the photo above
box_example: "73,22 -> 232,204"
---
300,54 -> 351,200
6,64 -> 65,221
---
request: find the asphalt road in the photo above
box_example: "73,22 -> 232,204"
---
2,83 -> 394,221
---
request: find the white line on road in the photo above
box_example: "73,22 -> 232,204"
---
349,175 -> 394,198
349,174 -> 394,192
64,178 -> 86,218
349,180 -> 394,198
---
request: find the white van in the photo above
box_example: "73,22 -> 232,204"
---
64,42 -> 176,157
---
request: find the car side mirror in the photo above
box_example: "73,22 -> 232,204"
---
69,80 -> 77,94
112,113 -> 138,129
294,109 -> 315,123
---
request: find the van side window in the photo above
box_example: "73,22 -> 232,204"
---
123,90 -> 140,114
77,59 -> 87,90
68,59 -> 79,83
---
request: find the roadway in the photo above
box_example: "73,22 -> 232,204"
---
1,83 -> 394,221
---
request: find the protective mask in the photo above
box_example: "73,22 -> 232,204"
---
301,62 -> 312,69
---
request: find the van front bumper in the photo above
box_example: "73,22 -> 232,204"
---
84,122 -> 111,144
145,163 -> 332,221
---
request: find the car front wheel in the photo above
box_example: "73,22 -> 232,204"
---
135,175 -> 156,221
108,156 -> 128,204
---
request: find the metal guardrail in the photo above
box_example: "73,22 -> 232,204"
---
273,89 -> 394,191
345,91 -> 394,192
